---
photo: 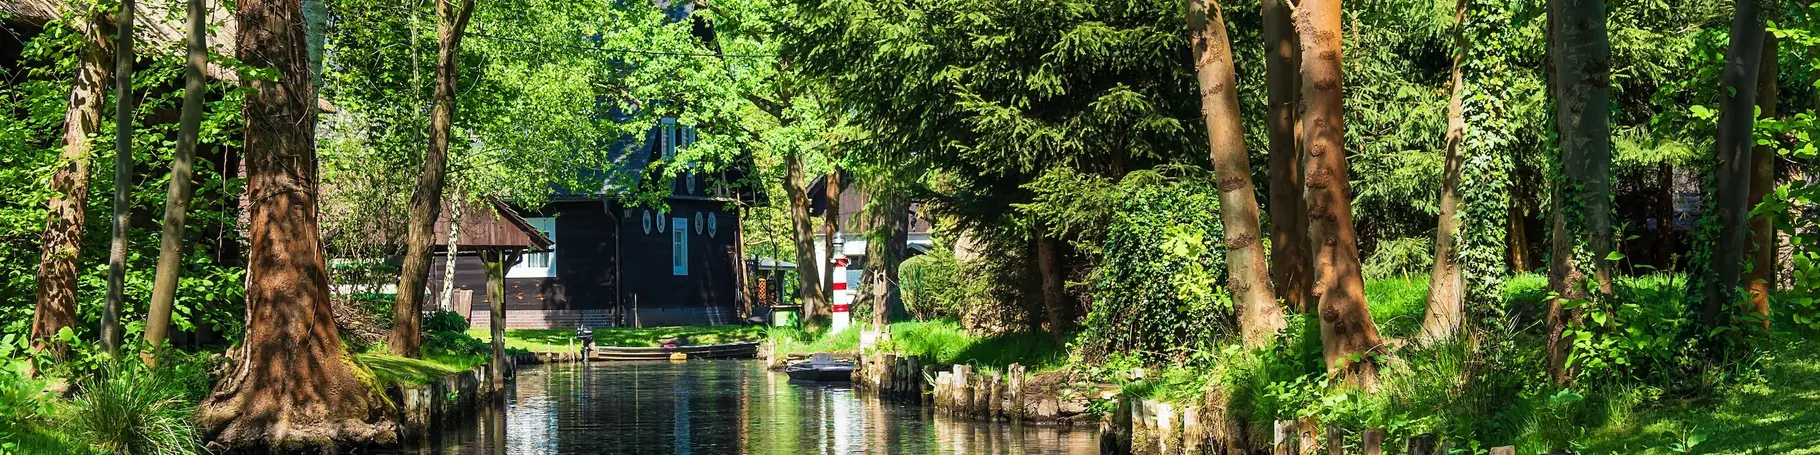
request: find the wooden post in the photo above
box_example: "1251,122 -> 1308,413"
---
1327,427 -> 1345,455
1361,429 -> 1386,455
881,353 -> 897,393
1274,420 -> 1297,455
1299,417 -> 1319,455
1490,446 -> 1515,455
1007,363 -> 1026,420
987,371 -> 1003,419
1155,402 -> 1175,455
1407,434 -> 1438,455
1181,405 -> 1203,454
481,249 -> 517,393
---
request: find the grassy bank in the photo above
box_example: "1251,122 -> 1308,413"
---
465,325 -> 766,351
771,319 -> 1070,372
1581,332 -> 1820,454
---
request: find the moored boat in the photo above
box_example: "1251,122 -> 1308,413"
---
590,340 -> 761,361
785,353 -> 854,382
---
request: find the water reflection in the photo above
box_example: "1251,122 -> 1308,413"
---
407,360 -> 1096,454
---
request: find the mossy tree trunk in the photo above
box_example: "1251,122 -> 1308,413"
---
785,153 -> 827,320
1700,0 -> 1767,331
1188,0 -> 1285,347
102,0 -> 137,357
1745,21 -> 1778,330
1545,0 -> 1616,386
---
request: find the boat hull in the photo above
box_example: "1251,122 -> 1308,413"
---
588,341 -> 761,361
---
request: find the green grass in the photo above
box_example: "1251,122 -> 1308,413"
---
464,325 -> 765,351
356,352 -> 481,387
1364,274 -> 1432,339
771,319 -> 1069,372
1580,333 -> 1820,454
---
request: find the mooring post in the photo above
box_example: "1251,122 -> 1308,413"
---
1361,429 -> 1386,455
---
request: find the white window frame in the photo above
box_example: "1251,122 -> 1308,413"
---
509,217 -> 556,278
671,217 -> 689,276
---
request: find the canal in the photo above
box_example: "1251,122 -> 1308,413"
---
407,359 -> 1099,454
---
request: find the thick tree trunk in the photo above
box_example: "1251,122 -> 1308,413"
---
196,0 -> 393,446
1702,0 -> 1767,329
32,7 -> 111,362
1188,0 -> 1285,347
1261,0 -> 1310,315
868,190 -> 910,327
1508,193 -> 1530,273
100,0 -> 138,357
144,0 -> 210,364
1745,26 -> 1777,329
1296,0 -> 1385,382
1545,0 -> 1616,386
784,153 -> 827,320
391,0 -> 475,358
823,171 -> 841,300
1035,230 -> 1072,341
1421,0 -> 1470,342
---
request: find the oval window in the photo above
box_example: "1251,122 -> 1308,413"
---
708,213 -> 719,238
641,210 -> 652,234
695,213 -> 705,234
657,211 -> 668,233
686,172 -> 696,194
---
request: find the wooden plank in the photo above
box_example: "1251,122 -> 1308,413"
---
1328,427 -> 1345,455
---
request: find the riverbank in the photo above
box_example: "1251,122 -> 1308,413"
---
464,325 -> 765,352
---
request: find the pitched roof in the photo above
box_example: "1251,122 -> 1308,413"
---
432,198 -> 554,252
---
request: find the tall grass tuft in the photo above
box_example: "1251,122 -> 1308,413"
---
70,359 -> 202,455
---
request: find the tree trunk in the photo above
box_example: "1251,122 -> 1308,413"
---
1745,24 -> 1777,330
1545,0 -> 1616,386
1261,0 -> 1311,315
784,153 -> 826,320
101,0 -> 138,357
735,206 -> 751,318
196,0 -> 392,446
391,0 -> 476,358
1421,0 -> 1470,342
1296,0 -> 1385,382
1036,227 -> 1072,340
481,250 -> 518,393
438,187 -> 465,311
824,170 -> 841,300
1508,193 -> 1530,273
31,6 -> 111,363
1656,162 -> 1675,269
868,190 -> 911,327
1701,0 -> 1767,329
144,0 -> 209,364
1189,0 -> 1285,347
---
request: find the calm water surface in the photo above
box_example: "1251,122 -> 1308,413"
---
407,360 -> 1097,454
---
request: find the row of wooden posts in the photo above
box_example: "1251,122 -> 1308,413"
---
1266,421 -> 1515,455
856,353 -> 1044,421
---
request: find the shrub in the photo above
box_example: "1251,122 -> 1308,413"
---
900,248 -> 962,321
1079,180 -> 1230,364
70,359 -> 202,455
424,310 -> 469,333
1363,236 -> 1434,280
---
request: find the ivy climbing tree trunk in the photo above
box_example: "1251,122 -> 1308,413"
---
1188,0 -> 1285,347
1545,0 -> 1616,386
32,5 -> 111,363
1035,227 -> 1072,340
144,0 -> 210,364
438,185 -> 465,311
1261,0 -> 1310,315
197,0 -> 392,446
784,153 -> 827,321
392,0 -> 477,358
1701,0 -> 1767,330
1745,23 -> 1777,330
867,188 -> 910,327
1422,0 -> 1469,342
1296,0 -> 1385,382
102,0 -> 138,357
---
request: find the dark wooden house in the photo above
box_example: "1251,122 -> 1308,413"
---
429,118 -> 757,329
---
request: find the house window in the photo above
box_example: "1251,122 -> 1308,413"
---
509,217 -> 556,278
672,217 -> 689,276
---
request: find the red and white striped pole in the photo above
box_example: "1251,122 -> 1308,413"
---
830,233 -> 853,332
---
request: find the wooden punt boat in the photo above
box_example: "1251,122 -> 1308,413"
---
590,340 -> 761,361
784,353 -> 854,382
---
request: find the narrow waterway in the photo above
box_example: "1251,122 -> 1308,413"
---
405,359 -> 1097,454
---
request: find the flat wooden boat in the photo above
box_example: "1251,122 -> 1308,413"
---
590,340 -> 761,361
785,353 -> 854,382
